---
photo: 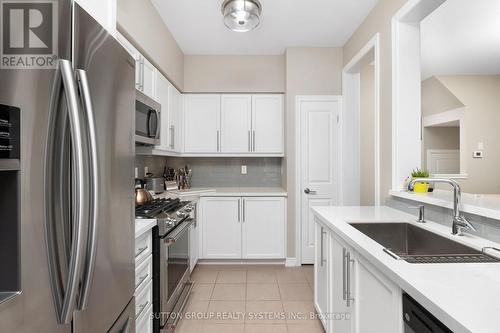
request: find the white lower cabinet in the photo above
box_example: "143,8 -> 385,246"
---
242,197 -> 285,259
315,217 -> 402,333
314,222 -> 331,332
201,197 -> 242,259
201,196 -> 286,259
135,229 -> 154,333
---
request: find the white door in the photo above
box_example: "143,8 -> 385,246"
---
252,95 -> 284,154
169,85 -> 183,152
242,197 -> 285,259
314,221 -> 331,332
201,197 -> 241,258
155,73 -> 170,150
184,95 -> 221,153
141,57 -> 156,99
299,97 -> 340,264
220,95 -> 252,153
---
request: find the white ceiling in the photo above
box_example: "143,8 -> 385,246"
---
151,0 -> 378,55
421,0 -> 500,79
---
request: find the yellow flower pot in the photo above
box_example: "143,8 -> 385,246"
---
412,178 -> 429,193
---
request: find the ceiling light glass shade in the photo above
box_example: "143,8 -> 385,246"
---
221,0 -> 262,32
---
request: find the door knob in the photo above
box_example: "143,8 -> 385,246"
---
304,188 -> 317,194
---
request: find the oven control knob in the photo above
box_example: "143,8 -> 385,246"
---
177,211 -> 186,218
184,207 -> 192,212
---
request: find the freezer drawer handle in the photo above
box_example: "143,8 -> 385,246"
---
135,246 -> 148,258
75,69 -> 100,311
44,59 -> 90,324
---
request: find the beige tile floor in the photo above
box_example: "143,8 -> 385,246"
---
176,265 -> 325,333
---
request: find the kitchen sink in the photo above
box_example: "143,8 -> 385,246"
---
349,222 -> 500,264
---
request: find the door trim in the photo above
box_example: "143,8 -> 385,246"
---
342,33 -> 381,205
295,95 -> 342,266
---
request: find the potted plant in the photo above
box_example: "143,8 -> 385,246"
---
410,168 -> 430,193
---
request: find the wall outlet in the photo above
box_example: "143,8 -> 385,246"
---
134,167 -> 138,178
241,165 -> 247,175
473,151 -> 484,158
144,166 -> 149,176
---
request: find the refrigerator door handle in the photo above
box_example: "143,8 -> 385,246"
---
76,69 -> 100,311
44,59 -> 90,324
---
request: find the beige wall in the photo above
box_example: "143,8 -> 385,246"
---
360,64 -> 375,205
437,75 -> 500,194
117,0 -> 184,90
184,55 -> 285,93
421,76 -> 463,117
285,47 -> 343,256
343,0 -> 407,203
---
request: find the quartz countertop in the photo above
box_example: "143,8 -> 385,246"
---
312,206 -> 500,333
135,218 -> 156,238
161,187 -> 287,198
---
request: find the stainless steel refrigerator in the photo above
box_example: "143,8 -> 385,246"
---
0,1 -> 136,332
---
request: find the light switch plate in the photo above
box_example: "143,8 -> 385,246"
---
241,165 -> 247,174
473,151 -> 484,158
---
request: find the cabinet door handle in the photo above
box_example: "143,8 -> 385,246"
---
252,130 -> 255,151
320,227 -> 325,267
242,199 -> 246,222
169,125 -> 174,149
342,248 -> 347,300
346,251 -> 355,307
217,130 -> 220,152
237,199 -> 241,222
248,130 -> 251,152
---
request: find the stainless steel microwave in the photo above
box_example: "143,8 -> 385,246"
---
135,90 -> 161,145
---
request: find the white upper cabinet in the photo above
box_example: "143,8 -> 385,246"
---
184,95 -> 221,153
169,85 -> 184,153
220,95 -> 252,153
115,32 -> 156,100
75,0 -> 116,35
182,94 -> 284,156
252,95 -> 284,154
141,57 -> 156,100
155,73 -> 170,151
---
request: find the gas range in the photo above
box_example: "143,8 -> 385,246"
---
135,198 -> 195,236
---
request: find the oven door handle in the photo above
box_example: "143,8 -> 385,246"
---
164,219 -> 193,246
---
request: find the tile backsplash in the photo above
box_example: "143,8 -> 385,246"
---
135,155 -> 283,188
387,195 -> 500,244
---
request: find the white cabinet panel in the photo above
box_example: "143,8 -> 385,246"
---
314,221 -> 331,332
141,57 -> 156,100
184,95 -> 221,153
155,73 -> 170,150
352,255 -> 402,333
170,85 -> 183,152
75,0 -> 116,34
201,197 -> 241,258
189,221 -> 199,271
252,95 -> 284,154
220,95 -> 252,153
330,235 -> 352,333
242,197 -> 285,259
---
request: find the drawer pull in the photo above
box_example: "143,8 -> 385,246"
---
135,246 -> 148,258
136,301 -> 149,319
135,273 -> 149,289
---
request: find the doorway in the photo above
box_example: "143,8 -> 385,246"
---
296,96 -> 341,264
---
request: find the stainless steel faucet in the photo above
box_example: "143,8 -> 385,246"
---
407,178 -> 477,236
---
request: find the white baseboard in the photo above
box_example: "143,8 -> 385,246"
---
285,257 -> 299,267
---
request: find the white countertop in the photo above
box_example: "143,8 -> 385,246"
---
135,218 -> 156,238
161,187 -> 287,198
391,189 -> 500,220
312,206 -> 500,333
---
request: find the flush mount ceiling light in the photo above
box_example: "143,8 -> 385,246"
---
221,0 -> 262,32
